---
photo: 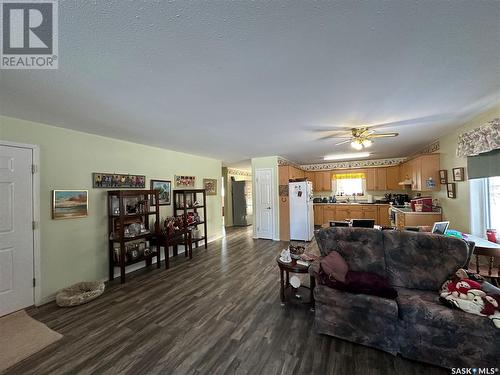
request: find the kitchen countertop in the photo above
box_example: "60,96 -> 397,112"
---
392,206 -> 442,214
313,202 -> 390,206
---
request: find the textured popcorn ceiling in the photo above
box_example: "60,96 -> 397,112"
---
1,0 -> 499,166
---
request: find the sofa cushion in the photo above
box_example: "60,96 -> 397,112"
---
315,227 -> 386,278
314,284 -> 399,320
396,287 -> 495,332
383,231 -> 470,290
320,250 -> 348,283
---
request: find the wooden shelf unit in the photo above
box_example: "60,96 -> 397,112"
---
173,189 -> 208,249
107,189 -> 160,283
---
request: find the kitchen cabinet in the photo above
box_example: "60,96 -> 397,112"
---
377,205 -> 391,227
314,205 -> 324,226
349,206 -> 363,219
314,171 -> 332,192
279,165 -> 306,185
322,206 -> 336,223
305,171 -> 315,188
365,168 -> 387,191
313,203 -> 395,226
386,166 -> 400,190
400,154 -> 440,192
395,210 -> 442,229
334,206 -> 351,221
361,206 -> 378,221
365,169 -> 375,190
419,154 -> 440,191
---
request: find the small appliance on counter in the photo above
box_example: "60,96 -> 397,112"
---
411,197 -> 433,212
328,196 -> 336,203
313,197 -> 323,203
322,197 -> 328,203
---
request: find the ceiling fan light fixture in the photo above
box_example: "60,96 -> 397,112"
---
324,152 -> 371,161
351,140 -> 363,150
361,139 -> 373,147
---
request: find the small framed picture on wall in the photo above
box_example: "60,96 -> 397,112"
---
446,183 -> 456,199
452,167 -> 465,182
439,170 -> 448,184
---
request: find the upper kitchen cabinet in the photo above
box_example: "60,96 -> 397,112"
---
365,167 -> 387,190
386,166 -> 400,190
399,154 -> 440,191
279,165 -> 305,185
419,154 -> 440,191
305,171 -> 315,188
315,171 -> 333,191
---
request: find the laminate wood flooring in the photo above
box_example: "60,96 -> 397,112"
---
5,227 -> 447,375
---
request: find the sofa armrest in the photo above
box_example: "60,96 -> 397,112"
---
309,259 -> 320,280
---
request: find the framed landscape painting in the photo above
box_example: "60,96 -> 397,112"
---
150,179 -> 171,205
52,190 -> 88,219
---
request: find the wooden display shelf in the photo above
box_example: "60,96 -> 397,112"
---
107,189 -> 160,284
110,231 -> 153,242
173,189 -> 208,249
113,250 -> 159,267
110,212 -> 157,218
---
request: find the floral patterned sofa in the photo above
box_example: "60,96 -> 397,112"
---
312,227 -> 500,369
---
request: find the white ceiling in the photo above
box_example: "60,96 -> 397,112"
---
1,0 -> 499,168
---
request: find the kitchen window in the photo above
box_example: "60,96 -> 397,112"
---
334,172 -> 365,196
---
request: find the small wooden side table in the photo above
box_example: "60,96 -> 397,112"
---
276,257 -> 315,310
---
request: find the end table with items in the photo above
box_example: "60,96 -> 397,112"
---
276,256 -> 315,310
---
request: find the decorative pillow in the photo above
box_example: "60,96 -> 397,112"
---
320,250 -> 348,283
343,271 -> 398,299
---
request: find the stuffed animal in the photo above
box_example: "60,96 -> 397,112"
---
442,290 -> 500,329
442,279 -> 482,299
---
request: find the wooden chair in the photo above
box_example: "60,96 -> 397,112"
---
472,247 -> 500,286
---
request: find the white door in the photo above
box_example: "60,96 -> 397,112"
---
0,145 -> 34,316
255,168 -> 274,239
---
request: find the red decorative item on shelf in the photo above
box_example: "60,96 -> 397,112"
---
486,229 -> 497,243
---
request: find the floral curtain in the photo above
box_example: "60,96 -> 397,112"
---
456,118 -> 500,157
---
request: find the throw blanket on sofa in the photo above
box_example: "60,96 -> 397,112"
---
440,269 -> 500,329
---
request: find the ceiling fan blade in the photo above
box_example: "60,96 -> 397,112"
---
368,133 -> 399,138
364,113 -> 456,130
318,132 -> 351,140
335,139 -> 351,146
307,125 -> 356,133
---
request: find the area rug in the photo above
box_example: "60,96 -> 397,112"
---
0,310 -> 62,372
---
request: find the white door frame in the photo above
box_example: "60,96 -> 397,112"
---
254,167 -> 276,240
0,140 -> 42,306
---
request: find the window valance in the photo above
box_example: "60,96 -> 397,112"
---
334,172 -> 365,180
456,118 -> 500,157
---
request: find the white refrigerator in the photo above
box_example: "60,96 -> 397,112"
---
289,181 -> 314,241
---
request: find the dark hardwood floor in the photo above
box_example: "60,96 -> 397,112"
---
6,227 -> 447,375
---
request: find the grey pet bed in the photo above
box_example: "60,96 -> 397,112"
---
56,281 -> 105,307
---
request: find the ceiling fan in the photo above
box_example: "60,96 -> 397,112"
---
321,127 -> 398,150
311,114 -> 455,150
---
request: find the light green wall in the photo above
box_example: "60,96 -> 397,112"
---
432,104 -> 500,233
0,116 -> 223,301
251,156 -> 279,240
